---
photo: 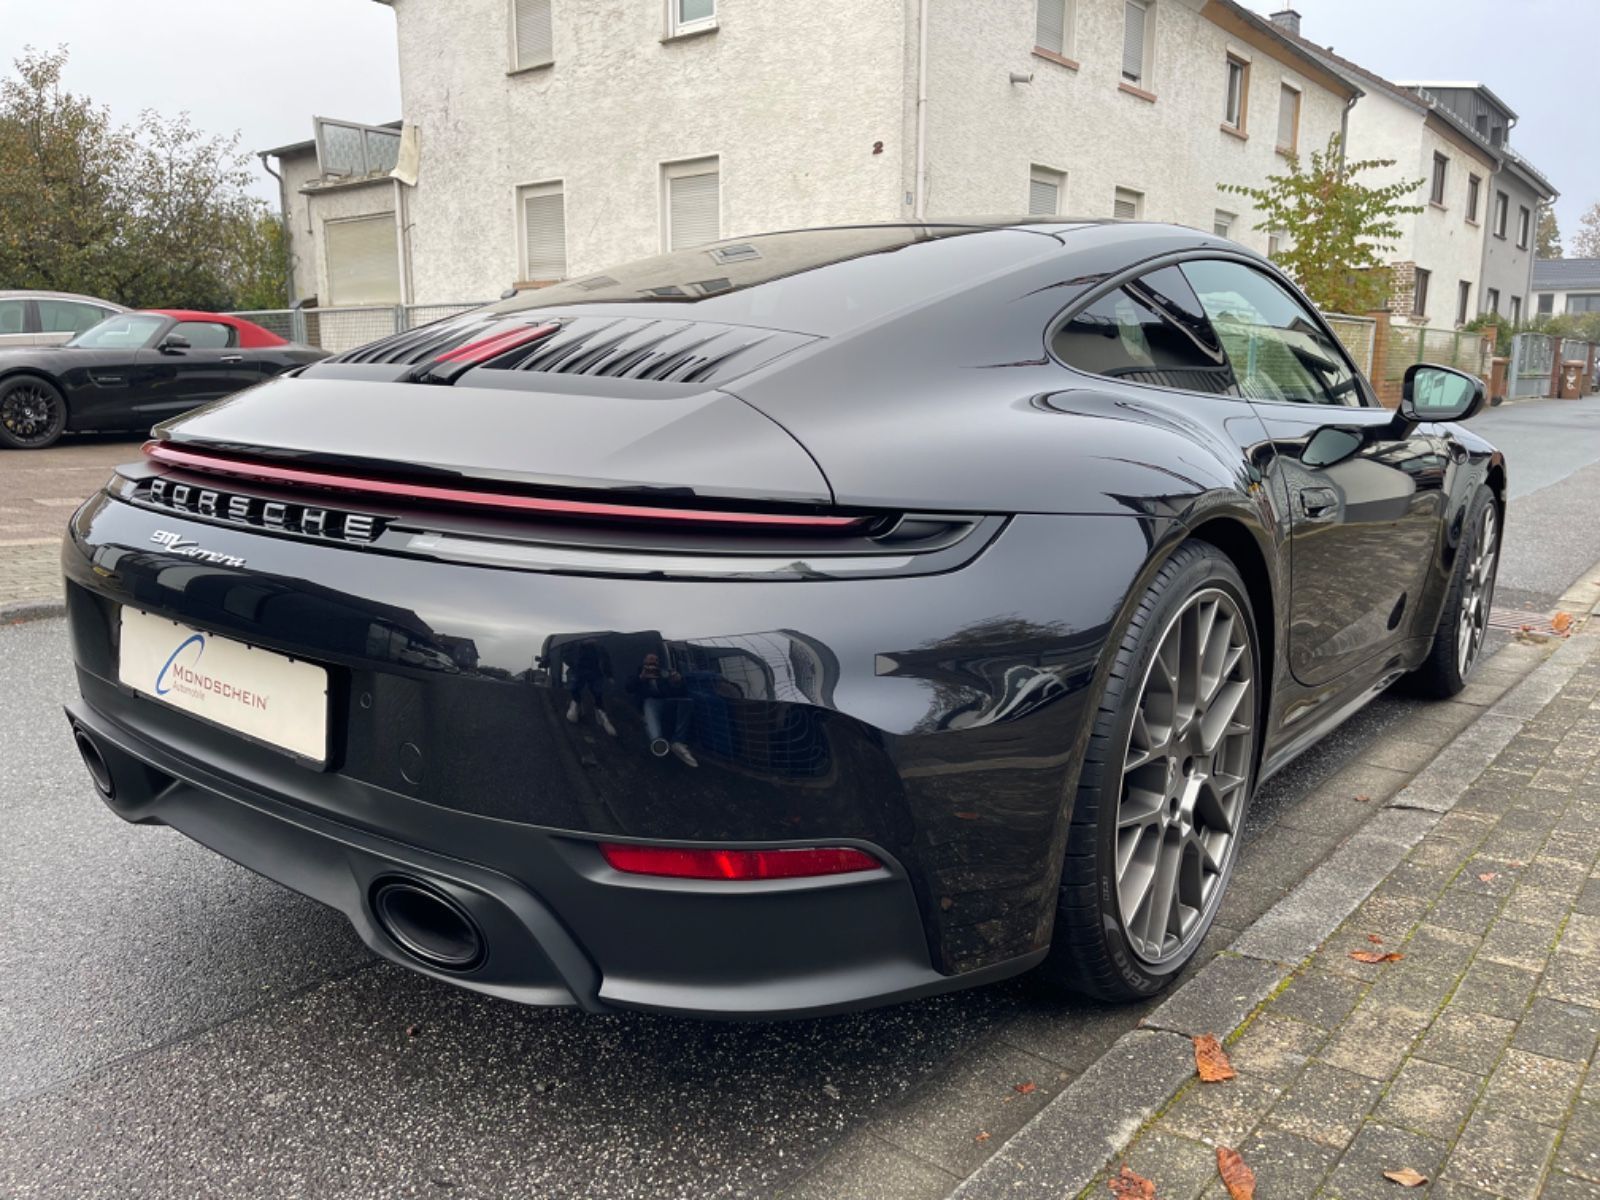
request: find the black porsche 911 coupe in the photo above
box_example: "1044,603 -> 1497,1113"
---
0,309 -> 326,450
62,220 -> 1503,1017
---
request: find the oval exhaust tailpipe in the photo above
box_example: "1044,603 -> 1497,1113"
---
369,878 -> 485,971
73,727 -> 115,799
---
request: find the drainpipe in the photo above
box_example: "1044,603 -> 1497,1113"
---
1336,93 -> 1358,180
393,177 -> 413,306
258,151 -> 295,306
913,0 -> 929,219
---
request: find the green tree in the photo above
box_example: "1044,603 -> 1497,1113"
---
1536,207 -> 1562,259
1221,134 -> 1423,314
0,47 -> 286,310
1572,201 -> 1600,259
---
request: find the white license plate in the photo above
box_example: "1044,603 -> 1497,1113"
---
117,608 -> 328,763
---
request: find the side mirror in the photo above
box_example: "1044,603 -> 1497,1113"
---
1399,363 -> 1486,425
158,334 -> 191,354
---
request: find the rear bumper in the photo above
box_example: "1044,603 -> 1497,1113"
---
68,689 -> 1030,1017
61,487 -> 1159,1013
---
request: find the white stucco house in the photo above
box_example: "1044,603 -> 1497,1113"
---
1270,12 -> 1555,327
261,119 -> 409,308
264,0 -> 1360,307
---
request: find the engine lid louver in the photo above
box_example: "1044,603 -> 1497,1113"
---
326,313 -> 815,386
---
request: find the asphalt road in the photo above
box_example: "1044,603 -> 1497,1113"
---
4,397 -> 1600,1199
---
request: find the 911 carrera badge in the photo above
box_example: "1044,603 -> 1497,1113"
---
149,529 -> 247,568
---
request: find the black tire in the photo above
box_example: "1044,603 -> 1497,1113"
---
0,374 -> 67,450
1039,541 -> 1261,1001
1406,485 -> 1500,699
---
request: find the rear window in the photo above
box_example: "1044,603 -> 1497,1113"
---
489,225 -> 1064,336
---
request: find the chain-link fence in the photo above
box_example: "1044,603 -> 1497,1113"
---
1324,314 -> 1376,377
228,303 -> 487,355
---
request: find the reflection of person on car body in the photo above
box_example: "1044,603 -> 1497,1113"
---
564,639 -> 616,736
626,653 -> 697,766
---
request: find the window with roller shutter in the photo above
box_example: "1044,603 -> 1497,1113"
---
325,215 -> 401,306
1276,85 -> 1299,152
1121,0 -> 1149,86
1029,166 -> 1064,217
511,0 -> 553,70
518,183 -> 567,282
1113,188 -> 1142,221
663,158 -> 720,252
1035,0 -> 1074,58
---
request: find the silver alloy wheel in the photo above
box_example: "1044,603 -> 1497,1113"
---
1116,588 -> 1255,965
1457,504 -> 1498,678
0,383 -> 59,444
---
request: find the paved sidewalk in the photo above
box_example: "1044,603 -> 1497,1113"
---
960,626 -> 1600,1200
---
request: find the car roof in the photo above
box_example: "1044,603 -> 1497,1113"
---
142,310 -> 289,348
488,219 -> 1245,338
0,289 -> 128,310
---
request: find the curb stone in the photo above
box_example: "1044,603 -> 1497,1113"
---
1,598 -> 67,624
949,617 -> 1600,1200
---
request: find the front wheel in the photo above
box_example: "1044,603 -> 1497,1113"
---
1040,541 -> 1259,1001
0,375 -> 67,450
1406,485 -> 1500,699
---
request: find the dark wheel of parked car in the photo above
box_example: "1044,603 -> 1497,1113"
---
1043,541 -> 1258,1000
1406,485 -> 1500,699
0,374 -> 67,450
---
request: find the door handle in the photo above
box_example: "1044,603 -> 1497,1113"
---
1299,487 -> 1339,519
221,354 -> 244,363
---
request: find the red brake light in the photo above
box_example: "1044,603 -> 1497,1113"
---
141,441 -> 867,531
597,843 -> 882,881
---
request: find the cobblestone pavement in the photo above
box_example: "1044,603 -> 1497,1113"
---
1070,629 -> 1600,1200
0,437 -> 139,609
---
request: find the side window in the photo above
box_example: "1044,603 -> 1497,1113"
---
1052,265 -> 1238,396
0,299 -> 26,335
171,321 -> 236,349
37,300 -> 108,335
1180,260 -> 1363,407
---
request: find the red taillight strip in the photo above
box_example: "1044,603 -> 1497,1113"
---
598,843 -> 882,881
432,322 -> 560,365
142,442 -> 866,530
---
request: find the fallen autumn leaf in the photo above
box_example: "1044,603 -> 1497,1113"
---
1552,612 -> 1573,634
1349,950 -> 1404,964
1013,1081 -> 1037,1095
1109,1163 -> 1157,1199
974,1131 -> 991,1143
1478,872 -> 1498,883
1367,933 -> 1384,944
1217,1145 -> 1255,1200
1193,1034 -> 1236,1082
1382,1167 -> 1428,1187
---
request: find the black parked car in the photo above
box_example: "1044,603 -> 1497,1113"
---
63,221 -> 1503,1017
0,309 -> 326,450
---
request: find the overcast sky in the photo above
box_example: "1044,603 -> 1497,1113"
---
4,0 -> 402,202
5,0 -> 1594,240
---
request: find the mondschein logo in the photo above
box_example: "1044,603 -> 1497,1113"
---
153,632 -> 270,710
155,633 -> 205,696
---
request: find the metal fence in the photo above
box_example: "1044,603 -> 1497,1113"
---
1381,324 -> 1491,389
1324,314 -> 1376,377
228,302 -> 486,355
1510,333 -> 1556,399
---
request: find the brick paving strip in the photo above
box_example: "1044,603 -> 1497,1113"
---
951,610 -> 1600,1200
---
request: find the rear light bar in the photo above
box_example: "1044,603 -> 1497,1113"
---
598,843 -> 882,881
141,442 -> 867,531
